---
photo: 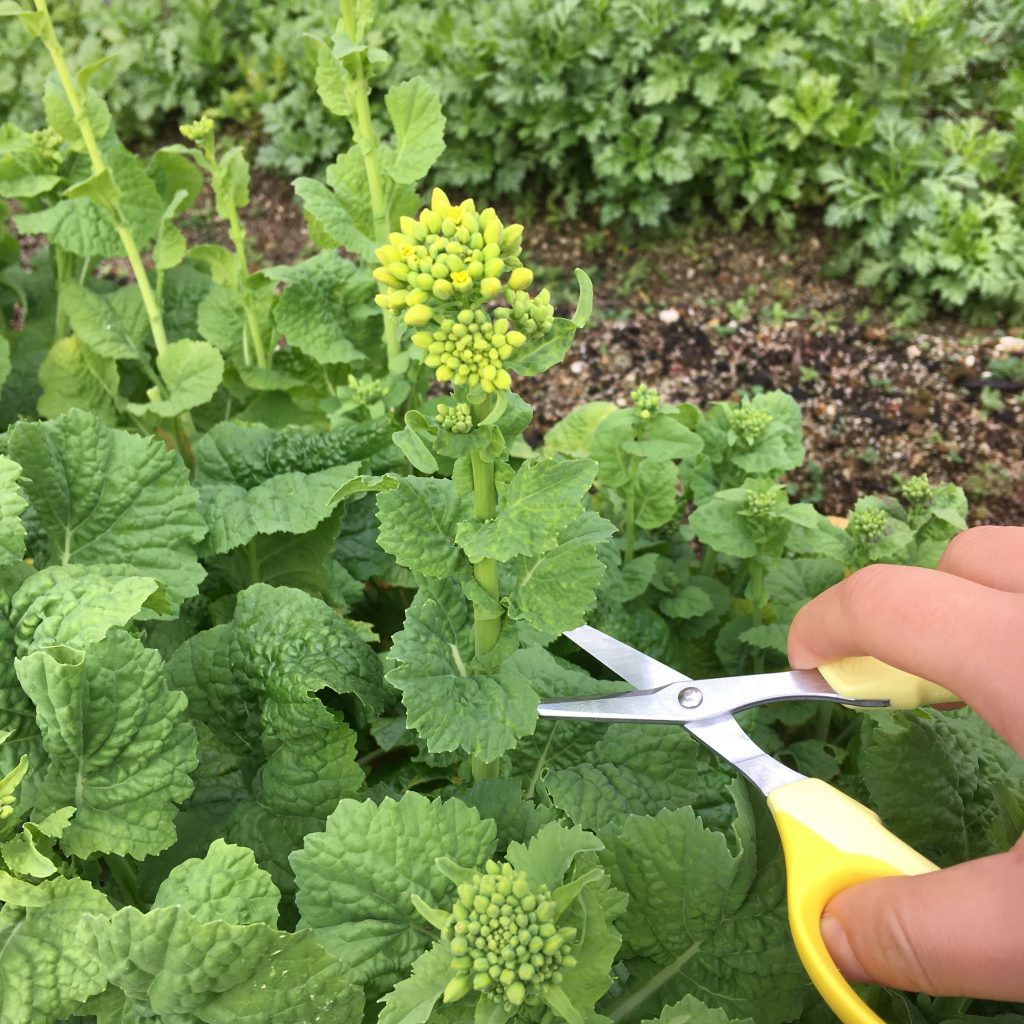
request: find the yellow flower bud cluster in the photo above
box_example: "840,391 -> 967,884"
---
373,188 -> 553,392
179,115 -> 215,143
440,860 -> 578,1013
411,307 -> 527,390
436,402 -> 474,434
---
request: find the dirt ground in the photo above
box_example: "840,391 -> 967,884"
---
237,172 -> 1024,526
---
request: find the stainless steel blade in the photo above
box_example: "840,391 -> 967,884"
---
685,713 -> 804,796
537,667 -> 888,724
563,625 -> 686,691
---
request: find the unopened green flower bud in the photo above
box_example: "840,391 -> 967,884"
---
508,267 -> 534,291
404,304 -> 433,327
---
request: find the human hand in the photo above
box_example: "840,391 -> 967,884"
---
788,525 -> 1024,1000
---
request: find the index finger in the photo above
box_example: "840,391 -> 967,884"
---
788,564 -> 1024,755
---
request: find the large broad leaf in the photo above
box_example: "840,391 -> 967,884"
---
36,334 -> 120,425
292,791 -> 496,997
267,251 -> 380,365
599,788 -> 807,1023
643,995 -> 755,1024
381,77 -> 446,184
15,628 -> 197,859
0,453 -> 26,567
60,280 -> 147,361
9,563 -> 166,654
386,577 -> 538,761
0,873 -> 112,1023
7,409 -> 206,613
456,457 -> 598,562
375,476 -> 470,578
84,840 -> 363,1024
126,339 -> 225,418
168,585 -> 386,893
543,723 -> 735,833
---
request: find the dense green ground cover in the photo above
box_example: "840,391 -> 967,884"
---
3,0 -> 1024,320
0,2 -> 1022,1023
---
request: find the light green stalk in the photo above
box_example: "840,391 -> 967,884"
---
35,0 -> 169,362
339,0 -> 400,363
468,394 -> 501,781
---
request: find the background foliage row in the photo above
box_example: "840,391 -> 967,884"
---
4,0 -> 1024,320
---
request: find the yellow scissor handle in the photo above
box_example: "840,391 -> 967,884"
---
767,778 -> 938,1024
818,656 -> 957,709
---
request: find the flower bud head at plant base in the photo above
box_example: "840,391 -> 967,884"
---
630,383 -> 661,419
417,859 -> 579,1014
847,503 -> 889,543
373,188 -> 554,395
899,473 -> 932,506
731,401 -> 774,446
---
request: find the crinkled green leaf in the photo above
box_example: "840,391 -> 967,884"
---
600,788 -> 806,1022
199,462 -> 359,556
37,333 -> 120,424
506,820 -> 603,894
0,873 -> 112,1023
543,401 -> 617,458
15,629 -> 197,858
8,409 -> 206,612
859,709 -> 1024,864
382,77 -> 446,184
152,839 -> 279,927
9,563 -> 166,654
456,457 -> 598,562
84,901 -> 362,1024
633,459 -> 679,528
376,476 -> 470,577
544,724 -> 735,833
126,338 -> 224,418
507,511 -> 614,640
44,78 -> 111,147
292,792 -> 496,995
268,251 -> 379,365
387,578 -> 537,760
0,453 -> 26,567
15,197 -> 121,258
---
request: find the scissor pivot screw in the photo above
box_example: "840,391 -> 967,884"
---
678,686 -> 703,709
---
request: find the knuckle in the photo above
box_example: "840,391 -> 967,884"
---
875,901 -> 947,996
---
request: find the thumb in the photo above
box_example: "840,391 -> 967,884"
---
819,844 -> 1024,1000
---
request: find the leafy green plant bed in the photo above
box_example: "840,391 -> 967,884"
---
0,3 -> 1022,1023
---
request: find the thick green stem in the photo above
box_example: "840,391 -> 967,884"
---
339,0 -> 399,363
38,4 -> 169,361
624,481 -> 636,562
104,854 -> 143,909
748,560 -> 766,674
470,448 -> 500,657
226,207 -> 268,369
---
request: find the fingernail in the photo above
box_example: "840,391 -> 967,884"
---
820,914 -> 873,983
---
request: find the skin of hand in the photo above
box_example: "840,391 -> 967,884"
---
787,525 -> 1024,1000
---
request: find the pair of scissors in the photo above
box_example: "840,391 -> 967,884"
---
537,626 -> 960,1024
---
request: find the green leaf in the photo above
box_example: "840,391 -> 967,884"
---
7,409 -> 207,612
506,820 -> 603,893
212,146 -> 250,220
387,579 -> 538,761
543,401 -> 617,458
15,629 -> 197,858
376,476 -> 470,577
544,724 -> 734,833
383,77 -> 446,184
507,511 -> 615,639
377,942 -> 449,1024
37,334 -> 120,425
643,994 -> 754,1024
0,453 -> 26,567
9,563 -> 166,654
268,251 -> 379,365
600,789 -> 806,1023
292,792 -> 496,995
456,457 -> 598,562
571,268 -> 594,328
126,338 -> 224,418
151,839 -> 279,927
60,280 -> 147,361
199,462 -> 359,556
64,167 -> 121,211
859,710 -> 1024,865
85,901 -> 363,1024
505,317 -> 577,377
0,874 -> 112,1023
314,45 -> 351,117
633,460 -> 679,528
294,176 -> 377,261
15,198 -> 121,258
44,79 -> 111,148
